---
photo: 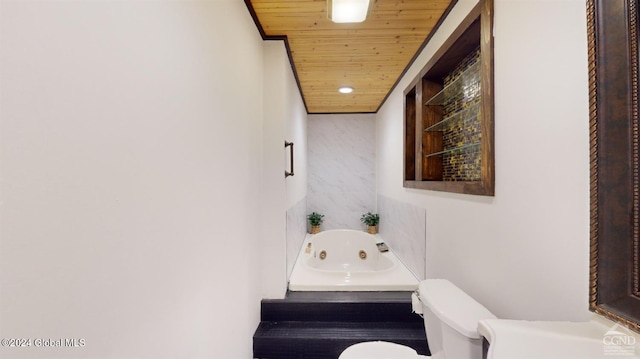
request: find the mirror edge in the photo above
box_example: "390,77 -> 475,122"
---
588,0 -> 640,332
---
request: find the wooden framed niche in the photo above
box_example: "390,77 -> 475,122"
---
403,0 -> 494,196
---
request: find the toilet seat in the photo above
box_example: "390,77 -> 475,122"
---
338,341 -> 429,359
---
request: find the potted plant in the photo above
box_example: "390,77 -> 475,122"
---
307,212 -> 324,234
361,212 -> 380,234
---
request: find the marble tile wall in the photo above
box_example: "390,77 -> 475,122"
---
307,114 -> 376,230
286,197 -> 308,278
378,195 -> 426,280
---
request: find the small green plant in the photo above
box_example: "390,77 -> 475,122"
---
307,212 -> 325,226
360,212 -> 380,226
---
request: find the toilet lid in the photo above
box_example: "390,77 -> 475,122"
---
338,341 -> 425,359
418,279 -> 496,339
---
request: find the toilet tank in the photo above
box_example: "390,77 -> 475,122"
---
418,279 -> 496,359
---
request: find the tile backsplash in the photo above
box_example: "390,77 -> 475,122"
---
307,114 -> 376,230
286,197 -> 308,278
378,195 -> 426,280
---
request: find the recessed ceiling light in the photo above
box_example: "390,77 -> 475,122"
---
338,86 -> 354,94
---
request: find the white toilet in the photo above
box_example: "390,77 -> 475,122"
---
339,279 -> 496,359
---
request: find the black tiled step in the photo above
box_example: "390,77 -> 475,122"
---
261,300 -> 417,323
261,291 -> 421,323
253,321 -> 429,359
253,291 -> 429,359
283,291 -> 413,302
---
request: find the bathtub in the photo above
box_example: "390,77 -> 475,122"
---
288,229 -> 419,291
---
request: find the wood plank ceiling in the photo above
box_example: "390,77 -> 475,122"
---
246,0 -> 454,113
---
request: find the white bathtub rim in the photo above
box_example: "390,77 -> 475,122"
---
302,249 -> 397,274
303,229 -> 396,273
288,230 -> 419,291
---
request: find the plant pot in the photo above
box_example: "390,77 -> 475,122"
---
311,225 -> 321,234
367,225 -> 378,234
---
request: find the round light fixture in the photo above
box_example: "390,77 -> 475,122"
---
338,86 -> 354,94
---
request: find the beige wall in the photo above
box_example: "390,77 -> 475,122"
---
0,0 -> 596,357
262,41 -> 308,299
377,0 -> 591,321
0,0 -> 297,357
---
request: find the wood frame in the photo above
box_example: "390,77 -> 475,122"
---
588,0 -> 640,332
402,0 -> 494,196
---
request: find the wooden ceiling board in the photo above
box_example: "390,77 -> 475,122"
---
247,0 -> 455,113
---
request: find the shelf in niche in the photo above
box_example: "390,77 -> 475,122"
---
425,61 -> 481,106
425,102 -> 481,132
424,142 -> 480,158
402,0 -> 494,195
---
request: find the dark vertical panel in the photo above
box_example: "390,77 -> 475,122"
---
422,80 -> 444,181
590,0 -> 640,331
404,89 -> 417,181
